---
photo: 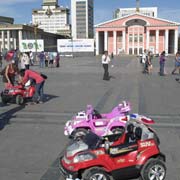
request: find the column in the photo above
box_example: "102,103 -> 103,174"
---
18,30 -> 22,43
122,30 -> 126,53
7,30 -> 10,50
1,31 -> 5,51
132,28 -> 134,54
137,28 -> 140,55
165,29 -> 169,54
12,31 -> 17,50
126,28 -> 129,54
155,30 -> 159,54
104,31 -> 108,51
146,29 -> 149,50
95,31 -> 99,55
174,29 -> 178,54
113,31 -> 117,55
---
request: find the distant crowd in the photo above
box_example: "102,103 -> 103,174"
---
140,49 -> 180,76
0,49 -> 60,70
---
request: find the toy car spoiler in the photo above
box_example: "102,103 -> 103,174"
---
130,114 -> 155,125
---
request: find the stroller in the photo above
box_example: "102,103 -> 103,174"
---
1,79 -> 35,105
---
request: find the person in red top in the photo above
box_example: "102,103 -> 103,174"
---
19,69 -> 45,104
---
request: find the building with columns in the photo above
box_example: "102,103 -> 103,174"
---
95,12 -> 180,55
0,21 -> 64,52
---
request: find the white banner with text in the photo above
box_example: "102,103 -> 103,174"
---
57,39 -> 94,52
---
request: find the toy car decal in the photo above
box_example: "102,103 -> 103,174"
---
110,147 -> 134,155
117,158 -> 125,163
140,141 -> 154,148
94,121 -> 106,126
94,150 -> 105,155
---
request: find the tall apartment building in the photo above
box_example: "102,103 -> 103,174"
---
32,0 -> 71,37
114,7 -> 158,18
71,0 -> 94,39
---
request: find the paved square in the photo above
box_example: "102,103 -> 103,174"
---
0,55 -> 180,180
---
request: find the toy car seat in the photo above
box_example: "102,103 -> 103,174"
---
125,124 -> 135,143
134,127 -> 142,141
86,105 -> 93,120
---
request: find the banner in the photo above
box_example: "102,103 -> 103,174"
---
19,40 -> 44,52
57,39 -> 94,52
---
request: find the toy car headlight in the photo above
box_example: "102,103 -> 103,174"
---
73,153 -> 96,163
10,89 -> 21,93
8,89 -> 15,93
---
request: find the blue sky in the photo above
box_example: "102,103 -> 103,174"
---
0,0 -> 180,25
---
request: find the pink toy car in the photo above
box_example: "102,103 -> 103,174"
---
64,101 -> 131,139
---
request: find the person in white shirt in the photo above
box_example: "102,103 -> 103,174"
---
23,52 -> 30,69
102,51 -> 111,80
20,53 -> 26,70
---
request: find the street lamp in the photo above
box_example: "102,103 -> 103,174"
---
33,23 -> 39,63
71,36 -> 74,58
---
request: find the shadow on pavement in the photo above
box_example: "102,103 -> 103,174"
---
0,105 -> 25,130
0,102 -> 11,107
43,94 -> 59,103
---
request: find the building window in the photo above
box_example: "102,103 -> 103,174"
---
129,48 -> 133,54
139,48 -> 143,54
139,34 -> 143,42
134,34 -> 138,42
134,48 -> 138,55
129,34 -> 133,42
117,35 -> 122,42
150,34 -> 155,42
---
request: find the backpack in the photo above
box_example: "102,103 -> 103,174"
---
40,73 -> 48,79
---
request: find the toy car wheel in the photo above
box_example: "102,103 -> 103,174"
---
82,167 -> 111,180
16,95 -> 24,105
1,92 -> 9,104
72,128 -> 88,140
1,96 -> 9,104
140,159 -> 166,180
112,127 -> 124,134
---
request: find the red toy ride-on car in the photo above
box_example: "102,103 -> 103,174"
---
1,79 -> 35,105
59,118 -> 166,180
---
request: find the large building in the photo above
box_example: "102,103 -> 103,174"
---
32,0 -> 71,37
114,7 -> 158,18
95,11 -> 180,55
71,0 -> 94,39
0,16 -> 63,52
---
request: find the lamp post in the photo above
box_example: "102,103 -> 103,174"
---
33,23 -> 39,62
71,36 -> 74,58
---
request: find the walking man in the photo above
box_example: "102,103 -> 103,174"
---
102,51 -> 111,80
